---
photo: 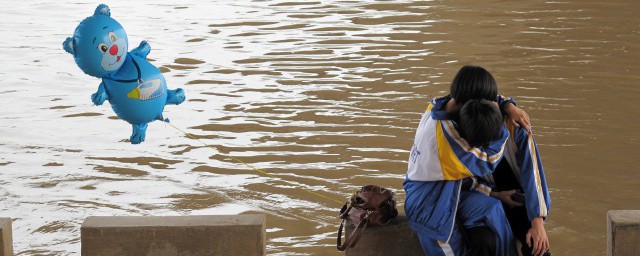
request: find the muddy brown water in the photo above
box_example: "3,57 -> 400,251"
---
0,0 -> 639,255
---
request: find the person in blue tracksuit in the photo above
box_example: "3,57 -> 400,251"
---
404,65 -> 530,256
461,114 -> 551,256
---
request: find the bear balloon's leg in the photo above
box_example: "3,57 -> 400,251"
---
130,123 -> 148,144
166,88 -> 185,105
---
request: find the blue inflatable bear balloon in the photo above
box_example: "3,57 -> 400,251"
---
63,4 -> 185,144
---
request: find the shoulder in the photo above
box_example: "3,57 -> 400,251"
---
425,95 -> 451,120
430,95 -> 450,108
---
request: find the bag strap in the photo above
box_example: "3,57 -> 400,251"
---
337,203 -> 352,251
337,210 -> 372,251
337,218 -> 348,251
348,215 -> 370,248
339,202 -> 352,219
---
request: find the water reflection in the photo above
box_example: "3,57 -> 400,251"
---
0,0 -> 639,255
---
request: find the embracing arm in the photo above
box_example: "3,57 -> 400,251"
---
498,95 -> 531,133
438,121 -> 509,179
91,82 -> 108,105
130,40 -> 151,58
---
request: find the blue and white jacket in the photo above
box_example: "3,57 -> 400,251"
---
403,95 -> 510,243
470,121 -> 551,222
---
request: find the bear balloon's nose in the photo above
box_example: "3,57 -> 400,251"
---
109,44 -> 118,56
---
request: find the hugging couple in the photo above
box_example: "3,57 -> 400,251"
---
404,65 -> 551,256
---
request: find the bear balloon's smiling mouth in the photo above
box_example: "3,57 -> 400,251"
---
107,55 -> 122,67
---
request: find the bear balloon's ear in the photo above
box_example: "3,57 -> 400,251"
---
63,37 -> 75,55
94,4 -> 111,16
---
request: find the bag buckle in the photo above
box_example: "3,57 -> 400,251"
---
364,209 -> 373,219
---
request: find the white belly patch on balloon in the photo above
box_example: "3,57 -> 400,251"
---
127,79 -> 165,100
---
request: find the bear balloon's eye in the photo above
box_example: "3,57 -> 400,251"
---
98,43 -> 108,53
109,32 -> 117,43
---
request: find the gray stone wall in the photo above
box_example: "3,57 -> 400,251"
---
81,215 -> 265,256
0,218 -> 12,256
608,210 -> 640,256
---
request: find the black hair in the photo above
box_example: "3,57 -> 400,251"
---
450,65 -> 498,105
459,99 -> 503,148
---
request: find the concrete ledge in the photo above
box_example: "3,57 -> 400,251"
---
345,214 -> 422,256
81,215 -> 265,256
608,210 -> 640,256
0,218 -> 12,256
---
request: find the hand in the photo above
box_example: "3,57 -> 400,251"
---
132,41 -> 151,58
504,103 -> 531,134
139,40 -> 150,49
526,217 -> 549,256
490,189 -> 523,208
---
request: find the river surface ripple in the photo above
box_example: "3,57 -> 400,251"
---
0,0 -> 639,255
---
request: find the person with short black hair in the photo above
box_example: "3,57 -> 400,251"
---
459,99 -> 504,148
460,105 -> 552,256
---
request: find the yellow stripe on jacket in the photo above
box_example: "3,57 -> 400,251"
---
436,121 -> 473,180
426,103 -> 434,112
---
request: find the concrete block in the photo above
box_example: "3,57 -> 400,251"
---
345,214 -> 423,256
0,218 -> 12,256
81,215 -> 265,256
608,210 -> 640,256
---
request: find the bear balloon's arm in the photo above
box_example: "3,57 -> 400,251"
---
131,41 -> 151,58
91,82 -> 109,106
166,88 -> 185,105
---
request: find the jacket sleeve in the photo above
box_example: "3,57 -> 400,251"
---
438,120 -> 509,180
462,176 -> 493,196
497,95 -> 516,114
513,126 -> 551,221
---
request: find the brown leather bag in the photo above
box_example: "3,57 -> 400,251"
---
337,185 -> 398,251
